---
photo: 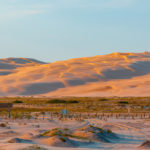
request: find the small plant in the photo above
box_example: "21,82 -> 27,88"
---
23,145 -> 47,150
99,98 -> 108,101
118,101 -> 129,104
89,131 -> 95,133
41,128 -> 62,137
46,99 -> 79,104
59,137 -> 66,142
0,123 -> 7,127
64,128 -> 69,131
13,100 -> 23,103
47,99 -> 66,104
107,129 -> 112,133
40,130 -> 50,136
67,100 -> 79,103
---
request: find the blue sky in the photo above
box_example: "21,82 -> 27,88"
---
0,0 -> 150,62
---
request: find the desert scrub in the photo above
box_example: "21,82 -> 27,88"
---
0,123 -> 7,127
23,145 -> 47,150
89,131 -> 95,133
46,99 -> 79,104
59,137 -> 66,142
41,128 -> 62,137
107,129 -> 112,133
40,130 -> 50,136
99,98 -> 108,101
118,101 -> 129,104
64,128 -> 69,131
13,100 -> 23,103
63,134 -> 87,140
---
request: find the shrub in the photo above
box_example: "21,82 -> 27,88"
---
0,123 -> 7,127
99,98 -> 108,101
47,99 -> 66,104
23,145 -> 47,150
118,101 -> 129,104
13,100 -> 23,103
107,129 -> 112,133
46,99 -> 79,104
59,137 -> 66,142
41,128 -> 62,137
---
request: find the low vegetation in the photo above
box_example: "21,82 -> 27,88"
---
46,99 -> 79,104
23,145 -> 47,150
0,96 -> 149,114
13,100 -> 23,103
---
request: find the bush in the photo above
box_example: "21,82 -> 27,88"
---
67,100 -> 79,103
13,100 -> 23,103
47,99 -> 66,104
59,137 -> 66,142
0,123 -> 7,127
23,145 -> 47,150
107,129 -> 112,133
46,99 -> 79,104
118,101 -> 129,104
99,98 -> 108,101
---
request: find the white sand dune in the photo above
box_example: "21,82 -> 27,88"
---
0,52 -> 150,96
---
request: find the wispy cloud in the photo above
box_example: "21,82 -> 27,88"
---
0,10 -> 42,20
0,1 -> 51,22
0,0 -> 136,22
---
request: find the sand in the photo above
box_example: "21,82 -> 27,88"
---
0,52 -> 150,96
0,116 -> 149,150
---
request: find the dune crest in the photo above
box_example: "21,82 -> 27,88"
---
0,52 -> 150,96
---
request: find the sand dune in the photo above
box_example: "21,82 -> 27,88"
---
0,118 -> 149,150
0,52 -> 150,96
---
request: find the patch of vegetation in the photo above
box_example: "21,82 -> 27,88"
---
40,130 -> 50,136
59,137 -> 66,142
47,99 -> 66,104
0,123 -> 7,127
63,133 -> 87,140
23,145 -> 47,150
64,128 -> 69,131
13,100 -> 23,103
107,129 -> 112,134
89,131 -> 95,133
118,101 -> 129,104
46,99 -> 79,104
41,128 -> 62,137
99,98 -> 108,101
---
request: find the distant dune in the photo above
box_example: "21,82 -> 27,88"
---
0,52 -> 150,97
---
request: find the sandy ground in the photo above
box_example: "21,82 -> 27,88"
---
0,117 -> 149,150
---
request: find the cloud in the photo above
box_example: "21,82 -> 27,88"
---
0,10 -> 41,18
0,0 -> 136,22
0,1 -> 51,22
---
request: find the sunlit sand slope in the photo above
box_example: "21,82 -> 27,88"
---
0,52 -> 150,96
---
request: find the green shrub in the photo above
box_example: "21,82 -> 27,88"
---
118,101 -> 129,104
59,137 -> 66,142
0,123 -> 7,127
23,145 -> 47,150
67,100 -> 79,103
13,100 -> 23,103
46,99 -> 79,104
47,99 -> 66,104
107,129 -> 112,133
99,98 -> 108,101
